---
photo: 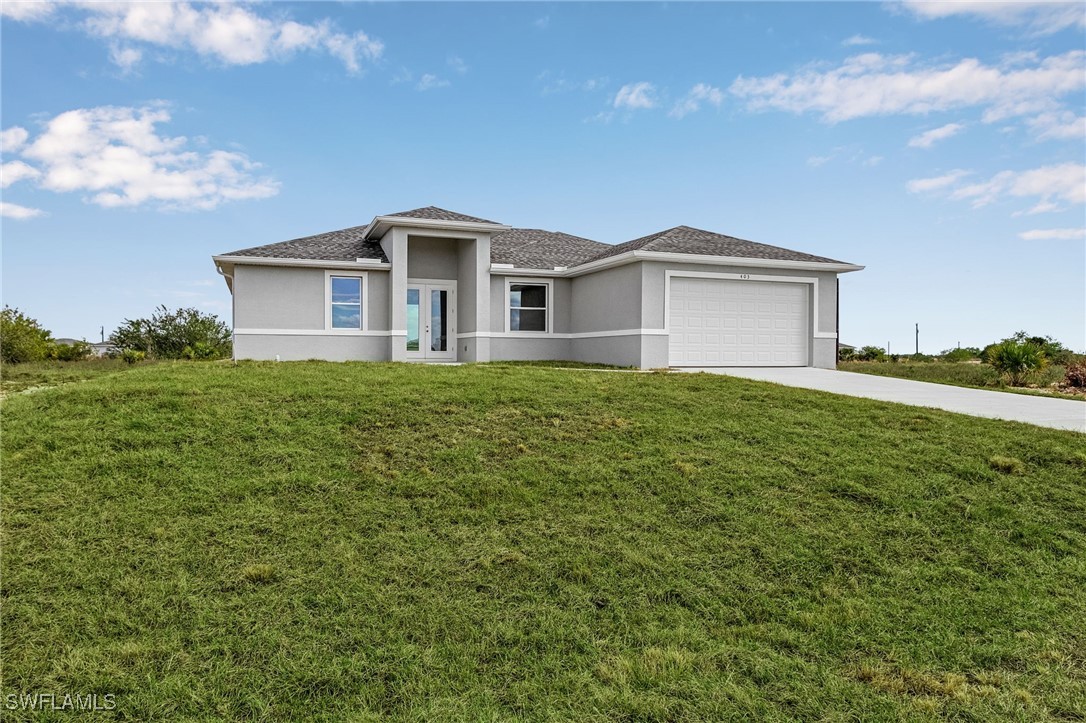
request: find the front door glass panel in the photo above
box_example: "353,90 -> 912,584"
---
406,288 -> 420,352
430,289 -> 447,352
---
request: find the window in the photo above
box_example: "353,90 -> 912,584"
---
329,275 -> 363,330
509,282 -> 548,332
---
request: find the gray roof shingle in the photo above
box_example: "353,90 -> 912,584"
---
222,226 -> 388,262
219,215 -> 849,269
385,206 -> 501,224
583,225 -> 845,265
491,228 -> 609,268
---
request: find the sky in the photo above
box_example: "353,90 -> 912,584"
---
1,1 -> 1084,353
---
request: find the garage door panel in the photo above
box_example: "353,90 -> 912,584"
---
669,277 -> 809,367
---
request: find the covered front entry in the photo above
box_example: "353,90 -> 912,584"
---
668,275 -> 808,367
406,280 -> 457,361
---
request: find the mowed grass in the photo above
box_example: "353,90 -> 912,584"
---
838,361 -> 1075,399
2,362 -> 1085,721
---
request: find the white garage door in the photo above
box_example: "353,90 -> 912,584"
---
669,277 -> 809,366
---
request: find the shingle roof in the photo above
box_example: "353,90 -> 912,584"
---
385,206 -> 501,224
491,228 -> 609,268
219,215 -> 849,269
583,225 -> 845,265
222,226 -> 388,262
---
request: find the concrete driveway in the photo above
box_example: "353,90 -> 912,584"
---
680,367 -> 1086,433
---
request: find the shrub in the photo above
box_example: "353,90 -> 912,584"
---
1064,361 -> 1086,389
110,306 -> 231,360
0,306 -> 53,364
182,341 -> 220,360
986,340 -> 1048,386
838,347 -> 856,361
857,345 -> 886,362
941,347 -> 981,363
121,349 -> 146,365
47,340 -> 92,362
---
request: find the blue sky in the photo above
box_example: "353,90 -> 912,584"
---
2,1 -> 1084,353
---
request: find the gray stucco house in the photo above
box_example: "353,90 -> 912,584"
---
212,206 -> 863,368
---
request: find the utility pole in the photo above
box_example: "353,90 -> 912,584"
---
100,325 -> 104,343
915,323 -> 919,355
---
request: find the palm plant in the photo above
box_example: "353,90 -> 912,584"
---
986,340 -> 1048,386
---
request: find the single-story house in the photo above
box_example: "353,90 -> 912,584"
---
212,206 -> 863,369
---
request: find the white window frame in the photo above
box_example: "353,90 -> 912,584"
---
505,277 -> 553,335
325,270 -> 368,333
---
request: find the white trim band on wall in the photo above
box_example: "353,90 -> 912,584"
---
234,328 -> 394,336
458,329 -> 669,340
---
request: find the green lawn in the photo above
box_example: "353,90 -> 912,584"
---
838,361 -> 1079,400
3,362 -> 1085,721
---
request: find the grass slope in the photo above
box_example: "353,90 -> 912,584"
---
838,361 -> 1076,400
3,362 -> 1085,721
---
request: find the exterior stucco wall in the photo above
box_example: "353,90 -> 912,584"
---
234,334 -> 389,362
407,236 -> 458,280
232,263 -> 391,361
234,265 -> 325,330
569,263 -> 641,333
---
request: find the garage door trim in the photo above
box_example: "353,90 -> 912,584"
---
664,271 -> 831,368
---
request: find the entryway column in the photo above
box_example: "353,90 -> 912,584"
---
474,232 -> 492,363
388,227 -> 409,361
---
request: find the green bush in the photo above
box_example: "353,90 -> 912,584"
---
121,349 -> 147,365
47,340 -> 92,362
838,347 -> 856,361
983,332 -> 1073,367
110,306 -> 231,360
856,345 -> 887,362
986,340 -> 1048,387
940,347 -> 981,363
0,306 -> 53,364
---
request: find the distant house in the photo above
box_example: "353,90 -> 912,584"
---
838,342 -> 855,352
213,206 -> 864,369
90,342 -> 116,357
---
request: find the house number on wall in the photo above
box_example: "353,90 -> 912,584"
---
738,274 -> 750,279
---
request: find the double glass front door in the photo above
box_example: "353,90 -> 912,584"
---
406,282 -> 456,361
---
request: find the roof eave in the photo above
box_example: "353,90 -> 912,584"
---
212,254 -> 393,272
363,215 -> 512,240
493,251 -> 864,277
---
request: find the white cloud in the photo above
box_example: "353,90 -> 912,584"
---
906,169 -> 971,193
842,34 -> 877,46
729,51 -> 1085,125
447,55 -> 468,75
863,155 -> 884,167
900,1 -> 1086,35
13,104 -> 278,211
1027,110 -> 1086,140
109,45 -> 142,73
1,160 -> 41,188
0,202 -> 45,220
0,2 -> 54,21
1,126 -> 30,154
1018,227 -> 1086,240
807,155 -> 833,167
669,83 -> 725,119
3,2 -> 383,73
416,74 -> 449,91
613,82 -> 657,110
534,15 -> 550,30
908,122 -> 966,148
909,163 -> 1085,212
